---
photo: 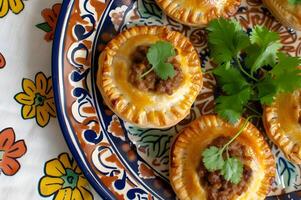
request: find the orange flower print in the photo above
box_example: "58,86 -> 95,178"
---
0,52 -> 6,69
0,128 -> 27,176
39,153 -> 93,200
14,72 -> 56,127
36,3 -> 62,42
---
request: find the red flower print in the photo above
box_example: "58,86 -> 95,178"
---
0,128 -> 27,176
0,52 -> 6,69
36,3 -> 62,42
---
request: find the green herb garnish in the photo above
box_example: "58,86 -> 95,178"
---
221,157 -> 244,184
207,18 -> 301,123
213,64 -> 252,124
258,52 -> 301,104
140,41 -> 176,80
202,116 -> 256,184
245,26 -> 282,74
289,0 -> 301,4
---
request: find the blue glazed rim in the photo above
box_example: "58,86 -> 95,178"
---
51,0 -> 115,199
89,0 -> 174,199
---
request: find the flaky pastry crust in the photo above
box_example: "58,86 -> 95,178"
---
263,90 -> 301,164
97,26 -> 203,128
170,115 -> 275,200
155,0 -> 241,26
263,0 -> 301,30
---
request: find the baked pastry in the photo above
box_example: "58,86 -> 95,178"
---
263,0 -> 301,30
170,115 -> 275,200
97,26 -> 203,128
155,0 -> 241,26
263,90 -> 301,163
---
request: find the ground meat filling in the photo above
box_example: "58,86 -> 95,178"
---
198,136 -> 253,200
128,45 -> 184,95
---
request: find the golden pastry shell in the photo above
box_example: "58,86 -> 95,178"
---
263,0 -> 301,31
155,0 -> 241,26
170,115 -> 275,200
263,90 -> 301,164
97,26 -> 203,128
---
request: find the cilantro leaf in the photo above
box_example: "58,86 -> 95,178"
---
257,76 -> 278,105
275,71 -> 301,92
207,19 -> 301,122
289,0 -> 301,4
202,146 -> 224,172
201,117 -> 255,185
271,52 -> 301,77
213,63 -> 251,123
213,63 -> 250,95
249,26 -> 280,46
146,41 -> 176,80
147,44 -> 160,66
221,158 -> 243,184
245,26 -> 282,72
207,18 -> 249,64
215,86 -> 251,123
257,53 -> 301,105
154,62 -> 175,80
271,53 -> 301,92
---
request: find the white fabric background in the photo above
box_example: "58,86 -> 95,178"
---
0,0 -> 102,199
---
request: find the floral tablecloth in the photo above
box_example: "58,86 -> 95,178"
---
0,1 -> 102,199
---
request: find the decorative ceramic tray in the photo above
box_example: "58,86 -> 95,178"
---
53,0 -> 301,199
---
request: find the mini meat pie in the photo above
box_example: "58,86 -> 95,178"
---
155,0 -> 241,26
263,90 -> 301,164
170,115 -> 275,200
263,0 -> 301,30
97,26 -> 203,128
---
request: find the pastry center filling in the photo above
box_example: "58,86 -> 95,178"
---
128,45 -> 184,95
199,136 -> 253,200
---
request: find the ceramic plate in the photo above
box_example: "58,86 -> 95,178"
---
53,0 -> 301,199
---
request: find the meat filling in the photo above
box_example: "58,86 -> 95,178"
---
128,45 -> 183,95
198,136 -> 253,200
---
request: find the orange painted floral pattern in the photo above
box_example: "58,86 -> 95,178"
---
36,3 -> 62,42
0,53 -> 5,69
14,72 -> 56,127
0,128 -> 27,176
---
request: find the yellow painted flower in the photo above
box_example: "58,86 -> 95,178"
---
14,72 -> 56,127
0,0 -> 25,18
39,153 -> 93,200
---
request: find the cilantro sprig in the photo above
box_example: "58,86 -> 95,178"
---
140,41 -> 176,80
202,116 -> 257,184
207,18 -> 301,123
289,0 -> 301,4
